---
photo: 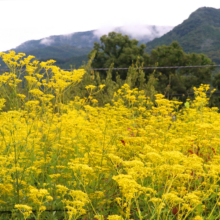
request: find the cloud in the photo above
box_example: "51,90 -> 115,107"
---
93,24 -> 173,41
119,25 -> 174,40
154,26 -> 174,36
93,26 -> 118,37
40,38 -> 55,46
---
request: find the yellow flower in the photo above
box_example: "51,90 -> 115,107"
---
107,215 -> 124,220
99,84 -> 105,89
15,204 -> 32,220
193,216 -> 203,220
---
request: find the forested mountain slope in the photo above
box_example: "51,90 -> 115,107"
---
146,7 -> 220,64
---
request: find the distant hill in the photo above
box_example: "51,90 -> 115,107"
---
146,7 -> 220,64
0,25 -> 173,69
12,31 -> 98,53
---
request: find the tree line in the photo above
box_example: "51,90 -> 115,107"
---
66,32 -> 220,109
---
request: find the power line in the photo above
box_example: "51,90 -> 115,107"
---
0,64 -> 220,72
85,64 -> 220,71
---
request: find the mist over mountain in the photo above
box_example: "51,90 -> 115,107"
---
11,25 -> 173,54
2,25 -> 173,68
93,25 -> 173,42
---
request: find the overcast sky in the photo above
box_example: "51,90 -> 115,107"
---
0,0 -> 220,52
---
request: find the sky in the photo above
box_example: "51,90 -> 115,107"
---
0,0 -> 220,52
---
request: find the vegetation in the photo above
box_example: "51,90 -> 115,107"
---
26,45 -> 91,60
0,51 -> 220,220
149,41 -> 215,95
0,6 -> 220,220
86,33 -> 215,100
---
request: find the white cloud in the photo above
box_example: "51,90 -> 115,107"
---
40,38 -> 54,46
125,26 -> 152,38
93,24 -> 173,41
120,25 -> 173,40
93,26 -> 118,37
155,26 -> 174,35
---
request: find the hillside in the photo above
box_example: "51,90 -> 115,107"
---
146,7 -> 220,64
12,31 -> 98,53
25,45 -> 91,60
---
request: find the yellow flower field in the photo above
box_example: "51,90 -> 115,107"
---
0,51 -> 219,219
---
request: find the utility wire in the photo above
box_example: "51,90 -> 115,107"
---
84,64 -> 220,71
0,64 -> 220,72
0,65 -> 220,98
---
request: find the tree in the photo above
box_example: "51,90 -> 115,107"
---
88,32 -> 150,80
150,41 -> 215,95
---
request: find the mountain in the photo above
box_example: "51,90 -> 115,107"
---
12,25 -> 173,54
146,7 -> 220,64
12,31 -> 99,53
0,25 -> 173,68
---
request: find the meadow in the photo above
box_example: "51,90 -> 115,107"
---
0,51 -> 219,220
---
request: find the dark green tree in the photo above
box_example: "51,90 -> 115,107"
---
150,41 -> 215,95
88,32 -> 150,80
